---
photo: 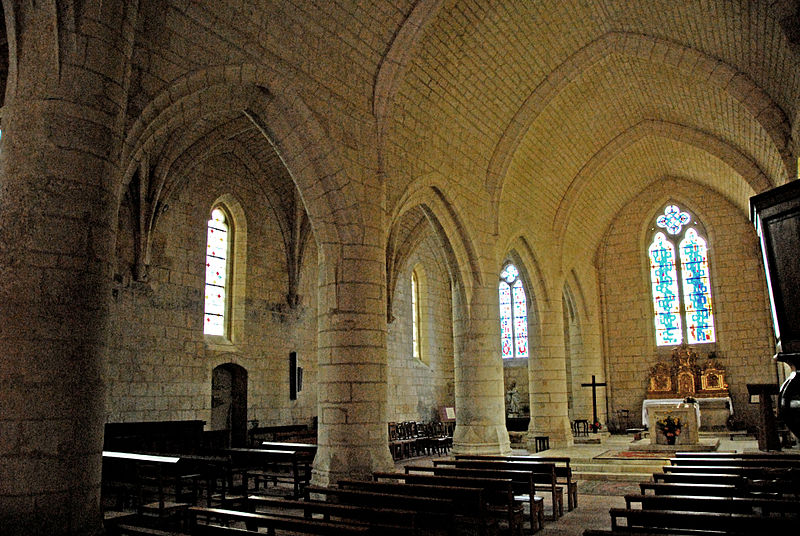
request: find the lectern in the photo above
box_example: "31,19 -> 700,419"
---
750,180 -> 800,438
746,383 -> 780,451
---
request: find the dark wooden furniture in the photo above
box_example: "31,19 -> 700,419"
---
402,465 -> 545,532
431,458 -> 563,519
454,454 -> 578,510
223,448 -> 312,498
610,507 -> 795,534
372,472 -> 525,536
186,506 -> 375,536
104,420 -> 206,453
751,180 -> 800,438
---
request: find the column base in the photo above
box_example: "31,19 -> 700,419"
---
451,424 -> 512,455
311,444 -> 395,487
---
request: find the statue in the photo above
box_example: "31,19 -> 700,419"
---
506,380 -> 521,415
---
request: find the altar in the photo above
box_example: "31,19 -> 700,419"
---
642,345 -> 733,431
648,403 -> 699,445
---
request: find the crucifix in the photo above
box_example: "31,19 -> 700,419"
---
581,375 -> 607,433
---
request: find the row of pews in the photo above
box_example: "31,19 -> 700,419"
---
585,450 -> 800,536
388,421 -> 455,459
109,452 -> 579,536
103,442 -> 317,534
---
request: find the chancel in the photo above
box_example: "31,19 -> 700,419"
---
1,2 -> 799,536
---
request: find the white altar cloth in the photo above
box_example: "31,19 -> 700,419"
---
641,397 -> 733,427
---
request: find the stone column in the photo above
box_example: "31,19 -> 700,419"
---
528,280 -> 573,449
452,279 -> 511,455
0,5 -> 132,534
312,216 -> 395,485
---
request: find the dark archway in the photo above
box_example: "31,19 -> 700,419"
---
211,363 -> 248,447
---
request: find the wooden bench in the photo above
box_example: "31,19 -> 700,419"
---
670,456 -> 800,468
304,484 -> 457,535
433,458 -> 563,519
404,464 -> 545,531
259,442 -> 317,458
223,448 -> 311,498
186,506 -> 374,536
609,507 -> 795,534
455,454 -> 578,510
673,451 -> 800,459
373,472 -> 526,535
334,480 -> 493,536
651,472 -> 747,487
639,481 -> 747,497
663,464 -> 785,478
220,494 -> 416,531
624,493 -> 800,517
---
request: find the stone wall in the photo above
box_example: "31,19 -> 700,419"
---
598,179 -> 776,430
107,152 -> 318,429
387,232 -> 455,423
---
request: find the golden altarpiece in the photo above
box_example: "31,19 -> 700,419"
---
642,345 -> 733,431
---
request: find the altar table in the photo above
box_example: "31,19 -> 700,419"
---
642,397 -> 733,428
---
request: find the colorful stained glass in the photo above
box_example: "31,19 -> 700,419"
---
649,232 -> 682,346
657,205 -> 691,235
499,264 -> 528,358
512,280 -> 528,357
499,281 -> 513,357
204,208 -> 229,336
680,228 -> 716,344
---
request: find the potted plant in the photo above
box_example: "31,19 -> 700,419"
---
656,413 -> 682,445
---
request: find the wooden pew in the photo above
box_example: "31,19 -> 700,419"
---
372,472 -> 526,535
334,480 -> 493,536
403,464 -> 545,531
432,458 -> 563,519
673,451 -> 800,459
102,451 -> 200,519
670,456 -> 800,468
454,454 -> 578,510
663,464 -> 785,478
651,472 -> 747,487
609,507 -> 795,534
223,448 -> 311,498
304,484 -> 457,535
186,506 -> 375,536
259,441 -> 317,458
624,493 -> 800,517
639,481 -> 744,497
220,494 -> 416,531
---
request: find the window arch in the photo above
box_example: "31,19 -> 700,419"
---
205,207 -> 232,336
648,204 -> 716,346
499,264 -> 529,358
410,264 -> 429,364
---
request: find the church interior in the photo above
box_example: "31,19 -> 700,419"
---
1,1 -> 800,535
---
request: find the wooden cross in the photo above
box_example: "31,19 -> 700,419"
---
581,375 -> 607,433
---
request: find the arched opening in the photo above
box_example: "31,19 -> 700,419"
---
211,363 -> 248,447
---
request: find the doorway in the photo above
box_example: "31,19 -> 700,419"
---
211,363 -> 248,447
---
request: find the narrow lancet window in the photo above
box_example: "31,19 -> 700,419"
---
204,208 -> 230,336
412,269 -> 421,360
680,228 -> 715,344
649,232 -> 682,346
500,264 -> 529,358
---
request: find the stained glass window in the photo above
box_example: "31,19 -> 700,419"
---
499,264 -> 529,358
204,208 -> 230,336
680,228 -> 716,344
412,270 -> 421,359
648,205 -> 716,346
649,232 -> 682,346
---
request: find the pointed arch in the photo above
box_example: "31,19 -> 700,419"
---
487,31 -> 792,227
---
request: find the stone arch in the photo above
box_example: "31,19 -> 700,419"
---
120,66 -> 358,252
553,120 -> 772,244
488,31 -> 792,232
373,0 -> 443,136
388,178 -> 483,317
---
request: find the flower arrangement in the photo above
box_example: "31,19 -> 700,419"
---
656,413 -> 682,444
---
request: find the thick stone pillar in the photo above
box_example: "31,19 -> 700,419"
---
312,229 -> 395,485
452,279 -> 511,455
0,4 -> 132,534
528,281 -> 573,449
